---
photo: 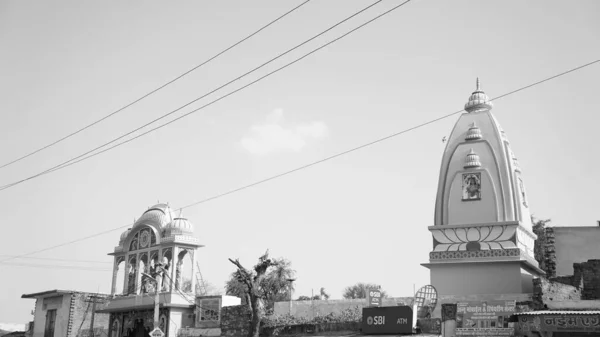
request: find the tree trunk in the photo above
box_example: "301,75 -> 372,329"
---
248,294 -> 261,337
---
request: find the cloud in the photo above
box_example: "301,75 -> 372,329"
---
241,109 -> 328,155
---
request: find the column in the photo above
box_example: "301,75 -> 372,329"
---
441,303 -> 457,337
190,249 -> 196,295
134,253 -> 142,295
123,256 -> 130,295
111,257 -> 120,295
170,246 -> 179,292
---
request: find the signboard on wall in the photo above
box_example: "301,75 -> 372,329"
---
366,289 -> 382,307
516,314 -> 600,333
362,306 -> 412,334
455,300 -> 516,336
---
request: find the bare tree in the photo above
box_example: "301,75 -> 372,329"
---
229,250 -> 288,337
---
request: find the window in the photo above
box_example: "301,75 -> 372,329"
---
44,309 -> 57,337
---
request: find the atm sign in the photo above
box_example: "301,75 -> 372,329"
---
367,289 -> 382,307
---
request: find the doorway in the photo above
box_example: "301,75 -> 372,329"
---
132,320 -> 149,337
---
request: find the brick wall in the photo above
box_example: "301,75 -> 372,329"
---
576,259 -> 600,300
220,305 -> 251,337
533,221 -> 557,278
69,293 -> 111,337
532,277 -> 581,310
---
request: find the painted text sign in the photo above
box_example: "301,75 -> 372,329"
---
456,301 -> 515,336
362,306 -> 413,334
516,314 -> 600,332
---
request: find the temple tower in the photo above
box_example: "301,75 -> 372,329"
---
422,79 -> 544,297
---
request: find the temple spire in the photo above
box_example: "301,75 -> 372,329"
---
476,77 -> 480,91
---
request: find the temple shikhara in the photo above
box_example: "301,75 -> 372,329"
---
423,79 -> 543,297
422,80 -> 600,337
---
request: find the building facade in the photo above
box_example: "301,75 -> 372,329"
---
21,290 -> 110,337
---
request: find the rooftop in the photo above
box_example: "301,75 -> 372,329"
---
21,289 -> 110,299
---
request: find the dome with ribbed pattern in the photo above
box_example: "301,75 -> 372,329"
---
164,217 -> 194,236
133,203 -> 174,229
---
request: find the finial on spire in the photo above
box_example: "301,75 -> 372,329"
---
464,78 -> 493,113
466,121 -> 482,141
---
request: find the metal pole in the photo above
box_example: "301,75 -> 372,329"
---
89,299 -> 97,336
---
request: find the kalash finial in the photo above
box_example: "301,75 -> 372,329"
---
464,78 -> 493,113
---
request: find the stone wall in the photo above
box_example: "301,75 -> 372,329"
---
220,305 -> 251,337
532,277 -> 581,310
273,297 -> 413,319
539,259 -> 600,302
578,259 -> 600,300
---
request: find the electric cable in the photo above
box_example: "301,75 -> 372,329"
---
0,57 -> 597,265
0,261 -> 111,271
0,0 -> 395,192
0,0 -> 312,171
0,255 -> 111,264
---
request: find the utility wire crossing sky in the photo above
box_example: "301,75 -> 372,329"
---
1,57 -> 597,267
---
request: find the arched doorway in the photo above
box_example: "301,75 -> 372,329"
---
132,319 -> 149,337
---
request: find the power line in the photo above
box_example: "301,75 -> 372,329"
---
0,58 -> 596,268
0,225 -> 132,264
0,0 -> 312,171
0,0 -> 394,192
0,262 -> 111,271
0,255 -> 112,264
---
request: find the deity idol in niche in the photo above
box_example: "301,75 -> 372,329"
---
463,173 -> 481,200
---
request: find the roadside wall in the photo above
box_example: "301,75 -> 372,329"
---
273,297 -> 413,319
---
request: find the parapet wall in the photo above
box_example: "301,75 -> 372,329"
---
273,297 -> 414,319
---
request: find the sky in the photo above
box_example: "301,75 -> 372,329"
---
1,0 -> 599,325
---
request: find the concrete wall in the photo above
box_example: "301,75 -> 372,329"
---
554,226 -> 600,276
430,262 -> 532,296
31,294 -> 71,337
273,297 -> 413,319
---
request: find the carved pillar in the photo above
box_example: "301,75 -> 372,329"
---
111,257 -> 121,295
175,257 -> 183,291
170,246 -> 179,292
135,253 -> 142,295
123,255 -> 130,295
190,250 -> 196,295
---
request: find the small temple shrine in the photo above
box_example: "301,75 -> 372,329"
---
98,203 -> 239,337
